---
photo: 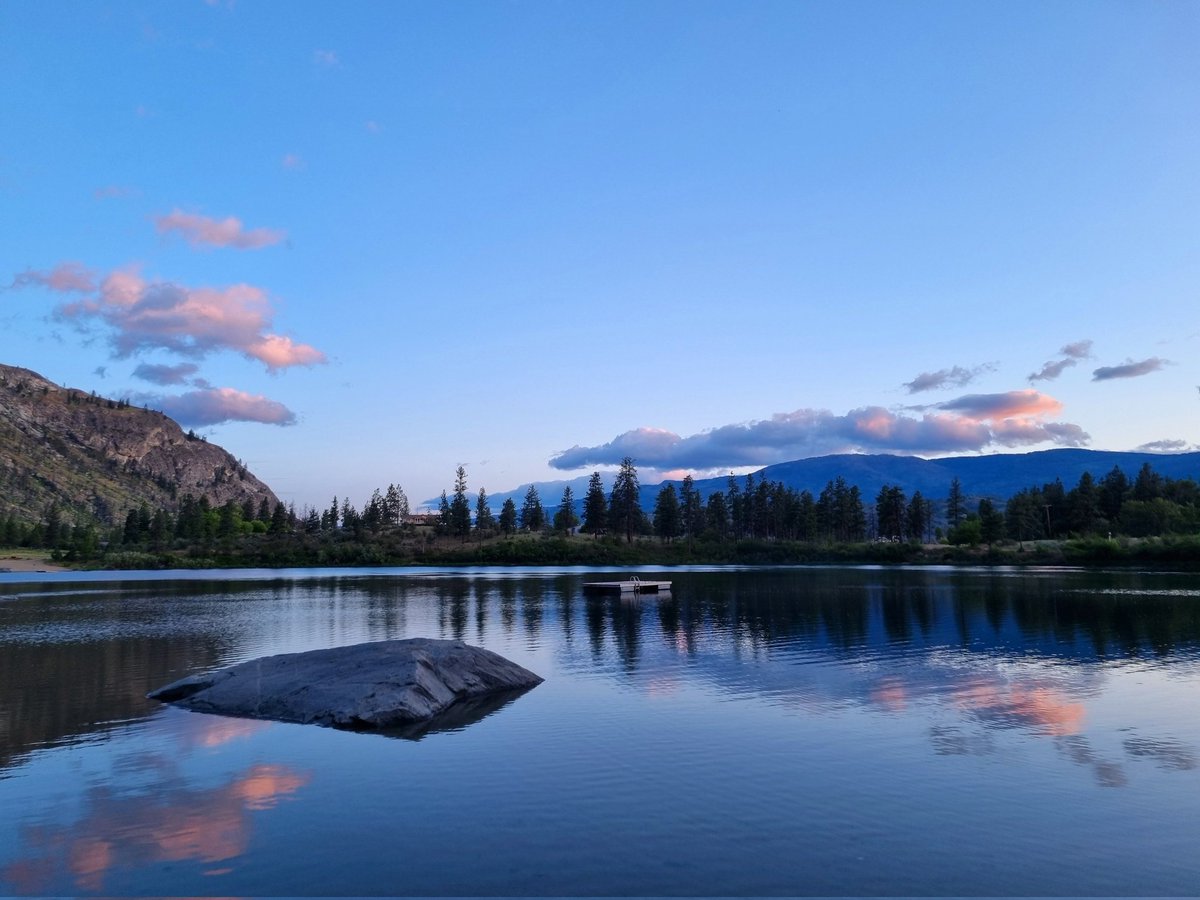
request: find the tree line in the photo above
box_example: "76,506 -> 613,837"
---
4,456 -> 1199,564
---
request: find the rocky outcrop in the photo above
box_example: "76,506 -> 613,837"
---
148,638 -> 544,731
0,362 -> 277,525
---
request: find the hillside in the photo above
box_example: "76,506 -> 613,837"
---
722,449 -> 1200,503
460,449 -> 1200,517
0,363 -> 278,527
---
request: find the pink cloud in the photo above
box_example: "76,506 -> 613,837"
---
244,333 -> 326,369
550,391 -> 1088,470
152,387 -> 297,426
55,267 -> 326,371
937,390 -> 1063,421
154,209 -> 285,250
8,261 -> 96,293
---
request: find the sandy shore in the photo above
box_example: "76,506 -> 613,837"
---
0,554 -> 70,573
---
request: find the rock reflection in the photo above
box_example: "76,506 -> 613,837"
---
378,686 -> 537,741
1,757 -> 309,894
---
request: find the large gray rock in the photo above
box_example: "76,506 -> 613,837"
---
148,638 -> 543,731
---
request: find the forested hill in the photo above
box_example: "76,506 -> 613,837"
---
469,449 -> 1200,514
0,363 -> 278,527
685,449 -> 1200,505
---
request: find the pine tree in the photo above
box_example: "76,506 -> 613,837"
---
1067,471 -> 1100,534
475,488 -> 496,533
270,501 -> 291,534
706,491 -> 729,541
384,483 -> 408,527
520,485 -> 545,532
652,484 -> 681,543
1098,466 -> 1129,524
553,486 -> 579,533
680,475 -> 704,546
979,498 -> 1005,546
450,466 -> 472,540
875,484 -> 906,541
499,497 -> 518,534
363,488 -> 385,532
582,472 -> 608,536
946,477 -> 965,528
609,457 -> 640,544
341,498 -> 360,533
905,491 -> 928,542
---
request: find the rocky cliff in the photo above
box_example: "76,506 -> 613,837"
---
0,363 -> 279,526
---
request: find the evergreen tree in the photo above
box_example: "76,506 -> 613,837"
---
363,488 -> 385,532
652,484 -> 681,543
499,497 -> 518,535
727,474 -> 745,538
796,490 -> 817,542
946,477 -> 965,528
384,484 -> 408,527
475,488 -> 496,533
437,491 -> 451,534
1067,471 -> 1101,534
905,491 -> 928,542
680,474 -> 704,546
218,499 -> 240,541
875,484 -> 906,540
845,486 -> 867,542
2,514 -> 19,546
450,466 -> 472,540
978,498 -> 1005,546
582,471 -> 608,536
1098,466 -> 1129,524
1133,463 -> 1161,501
341,498 -> 361,533
520,485 -> 545,532
706,491 -> 729,541
609,457 -> 640,544
270,501 -> 291,534
1042,478 -> 1067,537
149,508 -> 171,549
553,486 -> 579,533
42,503 -> 63,550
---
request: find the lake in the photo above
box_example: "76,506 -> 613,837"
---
1,565 -> 1198,896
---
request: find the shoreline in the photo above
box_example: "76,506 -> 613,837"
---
0,554 -> 70,573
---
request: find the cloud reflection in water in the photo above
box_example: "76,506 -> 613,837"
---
2,727 -> 308,895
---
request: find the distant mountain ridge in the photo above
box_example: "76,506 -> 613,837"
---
0,363 -> 278,526
684,449 -> 1200,505
449,449 -> 1200,516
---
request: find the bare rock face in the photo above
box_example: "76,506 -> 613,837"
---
148,638 -> 543,731
0,362 -> 278,526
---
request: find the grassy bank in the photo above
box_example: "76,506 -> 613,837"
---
26,530 -> 1200,571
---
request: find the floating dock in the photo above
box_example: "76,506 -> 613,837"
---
582,577 -> 672,595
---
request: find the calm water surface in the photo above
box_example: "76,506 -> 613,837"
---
0,565 -> 1197,896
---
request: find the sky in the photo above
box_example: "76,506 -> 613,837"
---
2,0 -> 1197,512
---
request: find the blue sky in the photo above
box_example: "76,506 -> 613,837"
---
2,1 -> 1197,511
